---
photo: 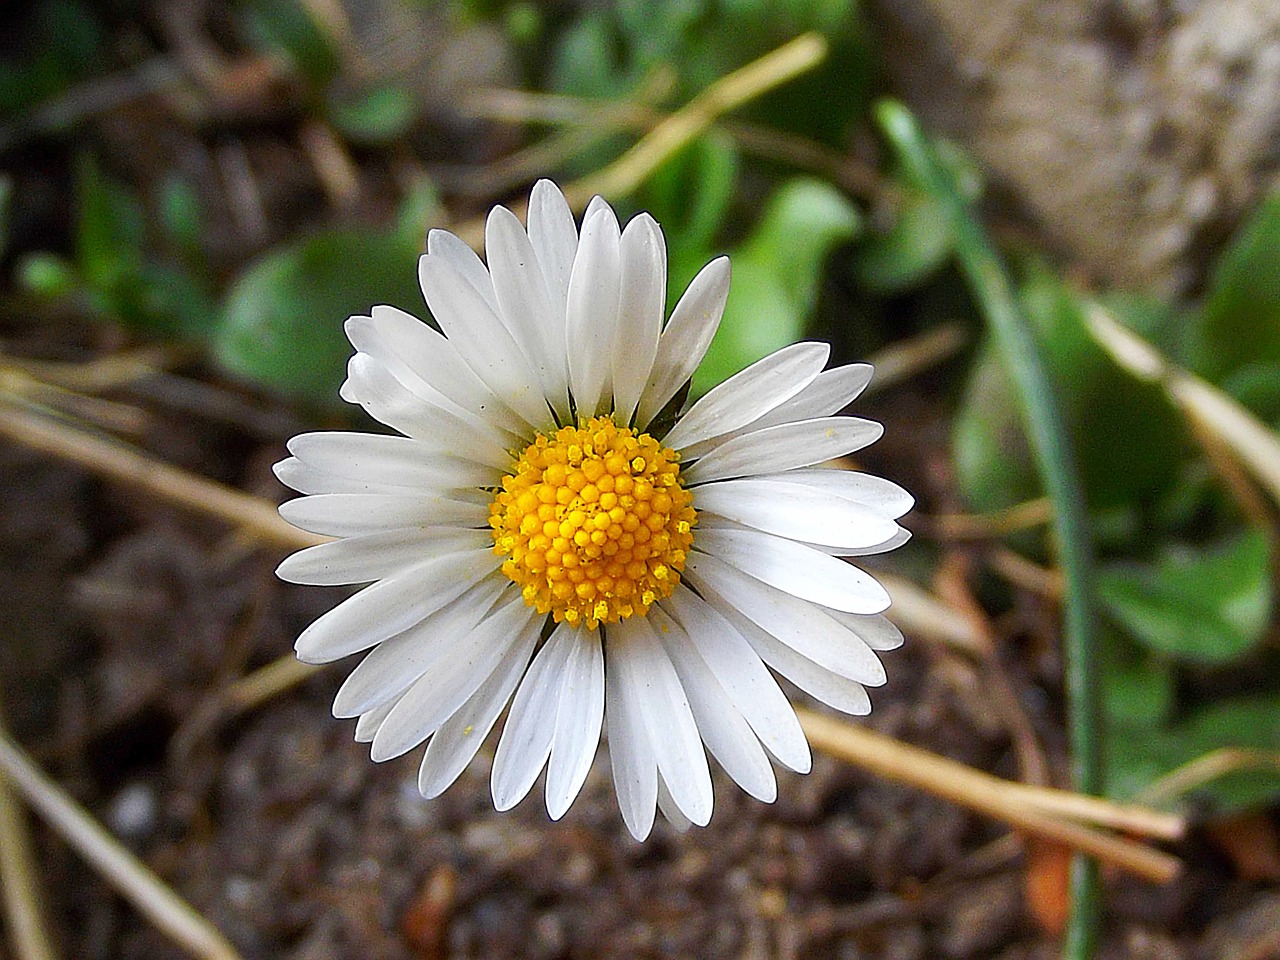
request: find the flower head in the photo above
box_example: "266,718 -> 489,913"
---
275,180 -> 912,839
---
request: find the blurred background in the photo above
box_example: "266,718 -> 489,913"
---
1,1 -> 1279,958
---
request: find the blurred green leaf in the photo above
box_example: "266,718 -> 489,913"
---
694,178 -> 858,391
214,228 -> 422,403
75,154 -> 144,291
851,189 -> 952,293
242,0 -> 340,85
644,132 -> 738,282
18,252 -> 79,299
1109,694 -> 1280,813
953,264 -> 1185,515
1192,192 -> 1280,386
1097,531 -> 1272,664
160,175 -> 205,260
1220,361 -> 1280,427
328,86 -> 416,145
1101,632 -> 1175,728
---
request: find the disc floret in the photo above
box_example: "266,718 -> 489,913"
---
490,416 -> 696,629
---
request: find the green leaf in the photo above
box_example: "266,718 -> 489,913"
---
18,252 -> 79,299
328,85 -> 416,145
953,264 -> 1185,514
1097,531 -> 1272,664
1108,694 -> 1280,813
693,178 -> 858,392
851,188 -> 952,293
1193,192 -> 1280,385
241,0 -> 340,85
159,175 -> 205,259
644,132 -> 738,274
75,154 -> 145,291
214,228 -> 422,403
1101,631 -> 1175,728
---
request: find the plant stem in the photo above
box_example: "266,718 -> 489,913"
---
876,101 -> 1102,959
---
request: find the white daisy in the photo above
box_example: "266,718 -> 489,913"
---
275,180 -> 912,840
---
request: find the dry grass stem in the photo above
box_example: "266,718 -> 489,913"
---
1137,747 -> 1280,808
797,709 -> 1183,883
0,702 -> 59,960
0,733 -> 242,960
450,33 -> 829,249
0,398 -> 325,550
932,497 -> 1054,540
877,571 -> 990,656
988,547 -> 1065,600
1087,304 -> 1280,507
860,324 -> 968,396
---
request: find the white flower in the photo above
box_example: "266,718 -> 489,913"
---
275,180 -> 912,839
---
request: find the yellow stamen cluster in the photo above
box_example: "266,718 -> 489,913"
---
490,415 -> 697,630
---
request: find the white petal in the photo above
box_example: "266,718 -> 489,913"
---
566,206 -> 621,417
684,552 -> 887,686
693,527 -> 890,614
648,606 -> 776,802
485,205 -> 571,420
294,547 -> 497,663
341,353 -> 514,469
662,342 -> 828,452
418,626 -> 538,799
354,696 -> 400,743
694,479 -> 900,550
276,527 -> 490,586
661,587 -> 811,773
274,456 -> 411,497
718,606 -> 873,715
349,307 -> 528,437
331,575 -> 508,717
371,594 -> 540,760
419,253 -> 553,430
611,214 -> 666,426
820,609 -> 905,651
287,432 -> 496,492
491,623 -> 578,811
426,229 -> 499,314
606,638 -> 658,841
759,467 -> 915,519
636,257 -> 730,428
825,526 -> 913,557
656,775 -> 693,833
527,179 -> 578,315
610,617 -> 713,827
546,626 -> 605,819
750,363 -> 874,430
278,493 -> 486,538
682,417 -> 883,485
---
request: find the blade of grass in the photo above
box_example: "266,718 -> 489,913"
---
875,101 -> 1102,960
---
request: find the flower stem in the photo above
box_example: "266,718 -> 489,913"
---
875,101 -> 1102,959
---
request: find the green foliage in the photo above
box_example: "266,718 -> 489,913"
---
328,86 -> 417,145
1108,694 -> 1280,814
1193,192 -> 1280,386
213,185 -> 436,403
1097,532 -> 1272,665
0,0 -> 106,118
241,0 -> 340,85
953,263 -> 1185,515
693,177 -> 860,391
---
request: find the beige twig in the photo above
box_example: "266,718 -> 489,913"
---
931,497 -> 1054,540
1086,303 -> 1280,507
796,709 -> 1183,883
0,701 -> 58,960
1136,747 -> 1280,808
877,571 -> 990,656
449,33 -> 829,249
988,547 -> 1065,600
0,733 -> 241,960
860,324 -> 969,396
0,398 -> 325,550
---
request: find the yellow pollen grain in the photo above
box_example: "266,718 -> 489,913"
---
489,415 -> 697,630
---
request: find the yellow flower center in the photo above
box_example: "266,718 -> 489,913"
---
489,415 -> 697,630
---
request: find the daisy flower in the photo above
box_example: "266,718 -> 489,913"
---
275,180 -> 912,839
